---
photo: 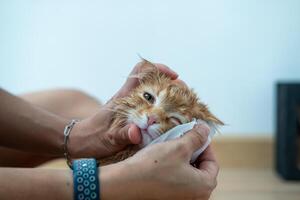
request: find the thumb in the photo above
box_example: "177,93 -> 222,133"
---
179,123 -> 210,157
113,124 -> 142,145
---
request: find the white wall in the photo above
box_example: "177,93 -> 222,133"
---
1,0 -> 300,136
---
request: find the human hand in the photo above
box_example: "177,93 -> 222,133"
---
113,61 -> 178,99
69,61 -> 179,159
100,123 -> 219,200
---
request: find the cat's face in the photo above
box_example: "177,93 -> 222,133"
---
112,61 -> 223,145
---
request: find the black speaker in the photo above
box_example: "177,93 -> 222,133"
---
276,83 -> 300,180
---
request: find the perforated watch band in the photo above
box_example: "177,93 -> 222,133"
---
72,159 -> 100,200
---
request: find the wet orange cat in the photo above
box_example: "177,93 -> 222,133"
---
101,60 -> 223,164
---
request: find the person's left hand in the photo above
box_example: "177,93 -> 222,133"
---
69,61 -> 179,159
100,123 -> 219,200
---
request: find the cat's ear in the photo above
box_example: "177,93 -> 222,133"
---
195,103 -> 224,126
129,58 -> 161,84
139,57 -> 157,70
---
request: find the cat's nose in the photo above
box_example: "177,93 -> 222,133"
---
147,115 -> 158,126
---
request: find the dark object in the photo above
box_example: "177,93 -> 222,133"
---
276,83 -> 300,180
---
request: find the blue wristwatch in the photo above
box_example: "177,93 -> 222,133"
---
72,159 -> 100,200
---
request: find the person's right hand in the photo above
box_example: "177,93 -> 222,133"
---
69,60 -> 179,160
100,122 -> 219,200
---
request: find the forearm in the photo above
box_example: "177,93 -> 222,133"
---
0,164 -> 135,200
0,89 -> 68,156
0,168 -> 73,200
100,163 -> 140,200
0,146 -> 52,167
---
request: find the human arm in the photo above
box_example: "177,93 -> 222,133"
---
67,61 -> 179,158
0,123 -> 218,200
0,61 -> 178,164
0,88 -> 68,156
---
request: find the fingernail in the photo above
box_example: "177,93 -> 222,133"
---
128,126 -> 135,143
170,68 -> 178,76
128,125 -> 142,144
128,125 -> 136,137
163,65 -> 177,76
128,126 -> 133,134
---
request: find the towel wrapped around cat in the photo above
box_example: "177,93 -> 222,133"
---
146,118 -> 217,163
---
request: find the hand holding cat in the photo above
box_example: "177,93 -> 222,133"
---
69,61 -> 181,159
113,61 -> 179,99
100,122 -> 218,200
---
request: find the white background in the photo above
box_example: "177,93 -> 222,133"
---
1,0 -> 300,136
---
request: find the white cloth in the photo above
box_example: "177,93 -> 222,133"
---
146,119 -> 217,163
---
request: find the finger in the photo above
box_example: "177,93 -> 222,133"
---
112,124 -> 141,145
113,78 -> 139,99
198,158 -> 219,178
196,158 -> 219,190
154,63 -> 178,80
178,123 -> 210,157
194,146 -> 219,189
195,146 -> 219,176
196,145 -> 217,164
172,79 -> 187,87
114,62 -> 179,98
128,124 -> 142,144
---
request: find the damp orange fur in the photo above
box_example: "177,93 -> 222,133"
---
100,60 -> 223,165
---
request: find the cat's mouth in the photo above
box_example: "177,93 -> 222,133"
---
140,126 -> 160,139
139,128 -> 160,147
128,116 -> 161,145
141,128 -> 155,140
134,124 -> 161,146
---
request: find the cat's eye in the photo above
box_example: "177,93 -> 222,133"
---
143,92 -> 155,103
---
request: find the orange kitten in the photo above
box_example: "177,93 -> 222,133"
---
101,60 -> 223,165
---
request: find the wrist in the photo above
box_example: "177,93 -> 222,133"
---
46,115 -> 70,157
68,116 -> 110,159
67,118 -> 93,158
100,162 -> 141,200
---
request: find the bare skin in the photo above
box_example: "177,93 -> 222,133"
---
0,89 -> 102,167
0,61 -> 219,199
21,89 -> 102,119
0,62 -> 179,167
0,127 -> 217,200
0,62 -> 178,167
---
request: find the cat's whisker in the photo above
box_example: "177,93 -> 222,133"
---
153,128 -> 162,136
128,74 -> 142,79
215,126 -> 222,135
102,107 -> 117,112
130,112 -> 143,122
208,122 -> 222,135
118,121 -> 128,128
134,118 -> 145,126
115,111 -> 130,116
102,107 -> 129,116
128,71 -> 152,82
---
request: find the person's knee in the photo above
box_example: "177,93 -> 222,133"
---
61,89 -> 91,101
57,89 -> 101,118
59,89 -> 100,105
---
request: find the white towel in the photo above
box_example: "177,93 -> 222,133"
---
145,119 -> 217,163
